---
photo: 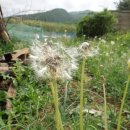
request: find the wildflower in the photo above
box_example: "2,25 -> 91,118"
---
111,41 -> 115,45
64,29 -> 67,33
100,39 -> 106,44
83,35 -> 86,38
100,64 -> 104,67
105,53 -> 109,57
30,40 -> 78,80
94,36 -> 97,39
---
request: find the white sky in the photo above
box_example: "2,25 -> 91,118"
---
1,0 -> 120,16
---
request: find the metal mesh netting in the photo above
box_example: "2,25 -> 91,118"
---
7,23 -> 75,42
7,23 -> 44,41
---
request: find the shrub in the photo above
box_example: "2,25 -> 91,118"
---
76,9 -> 117,38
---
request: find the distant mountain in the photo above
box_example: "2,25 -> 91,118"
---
70,10 -> 92,22
17,8 -> 92,23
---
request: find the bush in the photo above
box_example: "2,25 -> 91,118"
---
76,9 -> 117,38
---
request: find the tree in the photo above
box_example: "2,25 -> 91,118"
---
117,0 -> 130,10
76,10 -> 117,38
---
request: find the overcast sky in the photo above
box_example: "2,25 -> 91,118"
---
1,0 -> 120,16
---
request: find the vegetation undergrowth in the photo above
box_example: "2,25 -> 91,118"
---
0,31 -> 130,130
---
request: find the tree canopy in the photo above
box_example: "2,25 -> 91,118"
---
117,0 -> 130,10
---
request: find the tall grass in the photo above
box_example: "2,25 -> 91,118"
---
117,74 -> 130,130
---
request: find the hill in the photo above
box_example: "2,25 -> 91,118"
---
20,8 -> 75,23
16,8 -> 93,23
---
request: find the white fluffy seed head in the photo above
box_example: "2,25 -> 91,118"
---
30,40 -> 78,80
79,42 -> 99,58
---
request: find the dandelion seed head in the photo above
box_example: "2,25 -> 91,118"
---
30,40 -> 78,80
79,42 -> 99,58
80,42 -> 90,50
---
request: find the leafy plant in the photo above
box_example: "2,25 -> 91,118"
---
77,9 -> 117,38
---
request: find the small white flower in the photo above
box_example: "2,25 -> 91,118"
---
64,29 -> 67,33
100,39 -> 106,44
100,64 -> 103,67
111,41 -> 115,45
94,36 -> 97,39
105,53 -> 109,56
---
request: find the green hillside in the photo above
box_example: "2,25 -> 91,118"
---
20,8 -> 75,23
16,8 -> 92,23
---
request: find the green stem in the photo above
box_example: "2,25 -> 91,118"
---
36,98 -> 39,119
7,111 -> 11,130
103,81 -> 108,130
80,58 -> 86,130
117,74 -> 130,130
64,82 -> 69,110
50,81 -> 60,130
50,80 -> 64,130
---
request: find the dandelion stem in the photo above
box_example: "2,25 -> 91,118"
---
64,81 -> 69,110
7,111 -> 11,130
117,74 -> 130,130
50,80 -> 64,130
103,78 -> 108,130
80,58 -> 86,130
